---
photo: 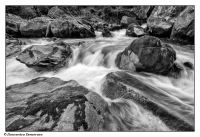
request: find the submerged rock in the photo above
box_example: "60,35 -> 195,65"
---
147,6 -> 186,37
162,62 -> 184,78
102,28 -> 113,37
115,36 -> 176,75
183,62 -> 194,70
6,77 -> 107,131
50,17 -> 96,38
16,41 -> 73,71
101,71 -> 194,131
126,23 -> 147,37
6,38 -> 22,58
170,6 -> 194,44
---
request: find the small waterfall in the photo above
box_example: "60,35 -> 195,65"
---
6,29 -> 194,131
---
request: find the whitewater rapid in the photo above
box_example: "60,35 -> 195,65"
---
6,29 -> 194,131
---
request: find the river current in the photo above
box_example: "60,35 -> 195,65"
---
6,30 -> 194,131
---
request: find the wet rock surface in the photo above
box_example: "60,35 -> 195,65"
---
16,41 -> 73,71
129,6 -> 155,20
19,17 -> 53,38
101,71 -> 194,131
50,17 -> 95,38
120,16 -> 139,28
170,6 -> 194,44
6,14 -> 26,37
6,77 -> 107,131
147,6 -> 186,37
6,38 -> 22,58
162,62 -> 184,78
184,62 -> 194,70
115,36 -> 177,76
6,6 -> 38,19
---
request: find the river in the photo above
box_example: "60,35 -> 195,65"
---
6,29 -> 194,131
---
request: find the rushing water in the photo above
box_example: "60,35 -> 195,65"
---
6,30 -> 194,131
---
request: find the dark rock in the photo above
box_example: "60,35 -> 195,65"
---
129,6 -> 155,20
32,6 -> 52,16
52,37 -> 59,41
19,17 -> 53,38
50,17 -> 95,38
16,41 -> 73,71
94,22 -> 107,31
183,62 -> 194,70
108,24 -> 122,31
6,6 -> 38,19
69,41 -> 86,46
147,6 -> 186,37
126,23 -> 147,37
102,28 -> 113,37
115,36 -> 176,75
79,17 -> 96,27
6,77 -> 107,131
6,38 -> 22,58
162,62 -> 184,78
170,6 -> 194,44
47,6 -> 67,19
120,16 -> 139,28
101,71 -> 194,131
78,16 -> 106,32
6,14 -> 25,37
100,6 -> 153,24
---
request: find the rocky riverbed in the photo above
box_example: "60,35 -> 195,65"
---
6,6 -> 194,131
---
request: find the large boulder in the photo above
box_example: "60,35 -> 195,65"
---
100,6 -> 152,24
6,77 -> 107,131
6,38 -> 22,58
19,17 -> 53,38
147,6 -> 186,37
16,41 -> 73,71
47,6 -> 66,19
129,6 -> 155,20
115,36 -> 176,75
101,71 -> 194,131
6,14 -> 25,37
6,6 -> 38,19
120,16 -> 139,28
126,23 -> 147,37
50,17 -> 95,38
170,6 -> 194,44
32,6 -> 52,16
